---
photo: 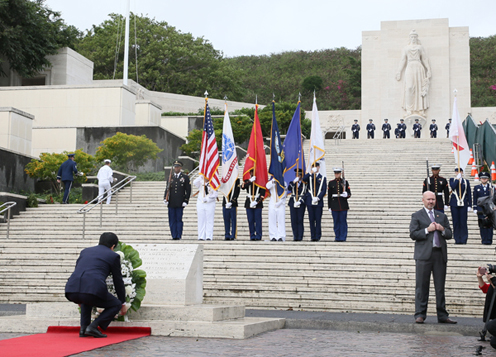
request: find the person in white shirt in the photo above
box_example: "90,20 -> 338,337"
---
193,176 -> 218,240
266,177 -> 287,241
97,159 -> 115,204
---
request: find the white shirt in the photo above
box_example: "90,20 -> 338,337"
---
97,165 -> 113,184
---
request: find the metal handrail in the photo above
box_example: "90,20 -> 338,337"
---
76,175 -> 136,239
333,125 -> 346,144
0,201 -> 17,239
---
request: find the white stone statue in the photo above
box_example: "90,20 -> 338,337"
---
396,30 -> 431,117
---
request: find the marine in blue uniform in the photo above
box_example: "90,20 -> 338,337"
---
57,153 -> 79,204
351,119 -> 360,139
449,167 -> 472,244
302,162 -> 327,241
222,178 -> 240,240
413,119 -> 422,138
287,168 -> 307,241
382,119 -> 391,139
242,171 -> 266,240
473,172 -> 493,245
422,164 -> 449,213
328,167 -> 351,242
430,119 -> 438,138
366,119 -> 375,139
445,119 -> 451,138
164,160 -> 191,240
397,119 -> 406,138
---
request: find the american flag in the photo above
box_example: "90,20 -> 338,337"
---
199,101 -> 220,189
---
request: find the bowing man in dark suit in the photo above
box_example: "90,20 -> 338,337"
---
65,232 -> 127,338
410,191 -> 455,324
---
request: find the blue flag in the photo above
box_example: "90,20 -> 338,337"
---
283,101 -> 306,185
268,101 -> 287,198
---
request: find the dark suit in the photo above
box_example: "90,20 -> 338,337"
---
164,172 -> 191,239
222,178 -> 240,240
410,208 -> 452,321
302,172 -> 326,241
65,245 -> 125,330
473,183 -> 494,244
57,159 -> 78,203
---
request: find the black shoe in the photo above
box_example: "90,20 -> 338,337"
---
79,326 -> 88,337
438,318 -> 457,324
85,325 -> 107,338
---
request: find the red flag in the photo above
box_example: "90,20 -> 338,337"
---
243,104 -> 268,190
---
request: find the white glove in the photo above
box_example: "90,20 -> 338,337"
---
444,205 -> 449,211
312,197 -> 319,205
294,201 -> 301,208
249,176 -> 256,182
225,202 -> 232,209
293,177 -> 299,183
312,167 -> 317,173
340,192 -> 348,198
329,209 -> 332,213
113,177 -> 118,182
276,200 -> 284,208
473,209 -> 478,214
182,202 -> 188,207
203,198 -> 208,203
467,207 -> 473,212
456,173 -> 462,179
250,201 -> 257,208
163,200 -> 168,206
77,172 -> 84,176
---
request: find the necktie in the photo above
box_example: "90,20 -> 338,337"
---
429,210 -> 440,247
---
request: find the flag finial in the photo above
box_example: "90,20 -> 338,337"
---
255,95 -> 258,105
224,95 -> 228,103
313,90 -> 316,101
298,92 -> 301,102
272,93 -> 275,102
453,89 -> 458,97
204,90 -> 209,98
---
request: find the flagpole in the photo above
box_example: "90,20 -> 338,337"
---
454,90 -> 462,200
252,97 -> 257,201
123,0 -> 130,86
272,95 -> 278,203
296,95 -> 301,202
223,95 -> 231,204
202,91 -> 209,200
313,91 -> 316,196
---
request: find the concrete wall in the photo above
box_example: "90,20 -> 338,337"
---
0,148 -> 37,193
31,127 -> 78,157
0,107 -> 34,156
44,47 -> 94,85
471,107 -> 496,124
75,126 -> 186,172
135,100 -> 162,126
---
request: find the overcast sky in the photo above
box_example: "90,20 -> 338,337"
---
44,0 -> 495,58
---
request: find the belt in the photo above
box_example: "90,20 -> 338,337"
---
437,193 -> 443,195
332,194 -> 339,197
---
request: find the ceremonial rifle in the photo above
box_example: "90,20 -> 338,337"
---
341,161 -> 347,191
165,167 -> 172,201
426,159 -> 430,187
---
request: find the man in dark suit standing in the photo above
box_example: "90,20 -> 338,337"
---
164,160 -> 191,240
65,232 -> 127,338
57,153 -> 80,204
409,191 -> 456,324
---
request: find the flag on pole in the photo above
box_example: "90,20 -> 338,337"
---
219,103 -> 239,197
199,99 -> 220,189
283,101 -> 305,184
306,94 -> 326,178
243,104 -> 268,189
449,94 -> 470,171
268,101 -> 287,198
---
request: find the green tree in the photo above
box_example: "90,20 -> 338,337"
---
302,75 -> 323,93
0,0 -> 81,77
95,132 -> 162,173
470,35 -> 496,107
76,14 -> 244,100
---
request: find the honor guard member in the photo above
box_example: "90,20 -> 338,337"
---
445,119 -> 451,138
222,178 -> 240,240
398,119 -> 407,138
351,119 -> 360,139
266,177 -> 287,241
422,164 -> 449,212
473,172 -> 493,245
242,170 -> 266,241
328,167 -> 351,242
366,119 -> 376,139
429,119 -> 438,138
413,119 -> 422,138
302,162 -> 327,241
163,160 -> 191,240
193,176 -> 218,241
57,153 -> 81,204
287,168 -> 307,241
382,119 -> 391,139
449,167 -> 472,244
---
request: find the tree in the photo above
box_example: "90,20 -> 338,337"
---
470,35 -> 496,107
302,76 -> 323,93
76,14 -> 244,101
0,0 -> 80,77
95,132 -> 162,173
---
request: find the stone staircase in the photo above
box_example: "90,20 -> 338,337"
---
0,138 -> 490,318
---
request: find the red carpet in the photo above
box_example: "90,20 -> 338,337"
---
0,326 -> 151,357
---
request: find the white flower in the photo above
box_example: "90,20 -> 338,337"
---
125,285 -> 134,296
116,251 -> 125,261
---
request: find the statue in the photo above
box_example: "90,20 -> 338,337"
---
396,30 -> 431,117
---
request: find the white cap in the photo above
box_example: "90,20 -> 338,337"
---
104,159 -> 111,163
333,167 -> 343,173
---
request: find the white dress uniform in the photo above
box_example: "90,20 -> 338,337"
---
97,164 -> 114,204
193,176 -> 218,240
266,178 -> 287,241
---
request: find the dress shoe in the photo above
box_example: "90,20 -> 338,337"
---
415,317 -> 424,324
79,326 -> 88,337
439,318 -> 457,324
85,325 -> 107,338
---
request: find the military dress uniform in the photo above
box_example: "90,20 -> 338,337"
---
473,173 -> 493,245
193,176 -> 218,241
164,164 -> 191,240
430,121 -> 438,138
422,175 -> 449,212
328,170 -> 351,242
266,178 -> 287,241
243,180 -> 266,240
449,170 -> 472,244
351,121 -> 360,139
445,121 -> 451,138
287,172 -> 307,241
398,121 -> 406,138
222,178 -> 240,240
413,121 -> 422,138
302,167 -> 327,241
366,121 -> 376,139
382,120 -> 391,139
57,153 -> 79,204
